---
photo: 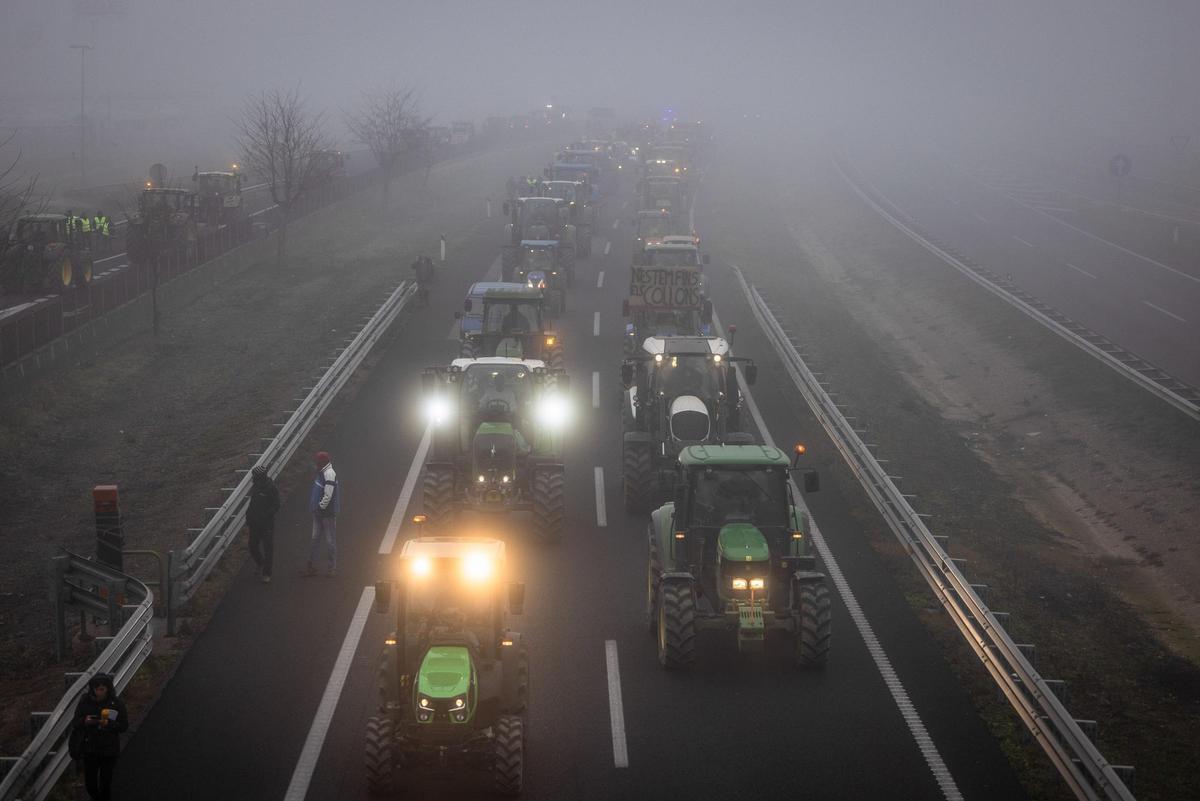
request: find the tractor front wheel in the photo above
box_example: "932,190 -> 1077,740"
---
622,442 -> 654,513
492,715 -> 525,797
531,467 -> 565,543
364,714 -> 397,796
422,466 -> 456,528
794,578 -> 832,669
657,581 -> 696,670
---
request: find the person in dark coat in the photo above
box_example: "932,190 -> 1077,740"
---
72,673 -> 128,801
246,464 -> 281,582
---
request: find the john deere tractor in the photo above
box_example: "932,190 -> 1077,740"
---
620,336 -> 756,511
646,444 -> 831,670
367,536 -> 528,796
457,284 -> 563,370
420,357 -> 569,542
1,214 -> 93,294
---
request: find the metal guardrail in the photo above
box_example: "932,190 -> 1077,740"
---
831,153 -> 1200,421
734,265 -> 1136,801
167,279 -> 418,630
0,552 -> 154,801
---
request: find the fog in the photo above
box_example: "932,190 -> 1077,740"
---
2,0 -> 1199,182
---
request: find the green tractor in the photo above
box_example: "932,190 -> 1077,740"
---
421,357 -> 570,542
367,536 -> 528,796
646,444 -> 831,670
1,214 -> 93,294
457,284 -> 564,370
620,336 -> 755,512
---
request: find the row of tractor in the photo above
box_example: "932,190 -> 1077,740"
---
361,121 -> 831,797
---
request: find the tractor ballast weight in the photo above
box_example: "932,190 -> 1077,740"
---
646,444 -> 831,670
368,536 -> 528,796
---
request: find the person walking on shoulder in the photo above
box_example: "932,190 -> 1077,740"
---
305,451 -> 340,577
247,464 -> 281,582
71,673 -> 128,801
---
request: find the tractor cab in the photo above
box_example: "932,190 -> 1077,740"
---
639,176 -> 684,213
459,284 -> 562,367
640,242 -> 709,268
634,209 -> 673,253
192,170 -> 243,226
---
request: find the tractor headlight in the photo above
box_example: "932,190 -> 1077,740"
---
462,552 -> 494,582
478,474 -> 486,483
417,694 -> 434,722
450,694 -> 469,721
424,395 -> 451,426
502,474 -> 510,483
732,578 -> 748,590
749,578 -> 765,590
537,393 -> 570,430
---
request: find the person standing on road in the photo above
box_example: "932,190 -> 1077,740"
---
93,211 -> 111,255
246,464 -> 281,583
71,673 -> 128,801
305,451 -> 340,577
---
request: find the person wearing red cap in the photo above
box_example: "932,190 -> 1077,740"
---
305,451 -> 340,577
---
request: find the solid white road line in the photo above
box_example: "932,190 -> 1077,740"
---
604,640 -> 628,767
594,467 -> 607,528
1063,262 -> 1097,280
283,587 -> 376,801
604,240 -> 612,256
713,306 -> 963,801
1012,235 -> 1035,248
971,212 -> 989,224
1142,300 -> 1188,323
592,371 -> 600,408
593,311 -> 600,336
378,424 -> 432,554
611,219 -> 619,230
597,270 -> 605,289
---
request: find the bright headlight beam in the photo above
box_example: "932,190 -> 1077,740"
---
411,556 -> 433,578
462,553 -> 493,582
538,393 -> 570,429
424,396 -> 451,426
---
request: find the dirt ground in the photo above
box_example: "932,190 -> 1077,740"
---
0,139 -> 546,755
704,134 -> 1200,801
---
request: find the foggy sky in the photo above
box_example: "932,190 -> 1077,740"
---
2,1 -> 1198,161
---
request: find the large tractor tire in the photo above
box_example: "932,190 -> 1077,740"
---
657,580 -> 697,669
48,257 -> 73,293
492,715 -> 525,797
422,466 -> 456,528
622,441 -> 654,513
74,256 -> 93,287
794,578 -> 832,669
531,467 -> 565,543
364,714 -> 397,796
544,345 -> 564,371
646,527 -> 661,634
502,637 -> 530,714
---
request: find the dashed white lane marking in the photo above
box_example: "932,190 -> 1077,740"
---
713,306 -> 963,801
1142,300 -> 1188,323
604,640 -> 628,767
611,219 -> 619,230
604,240 -> 612,256
971,212 -> 989,224
378,424 -> 432,554
594,467 -> 607,527
283,587 -> 376,801
597,270 -> 605,289
592,371 -> 600,408
593,311 -> 600,336
1064,262 -> 1097,280
1012,235 -> 1035,249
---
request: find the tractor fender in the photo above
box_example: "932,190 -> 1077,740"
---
648,501 -> 677,567
623,430 -> 655,446
659,571 -> 695,586
791,569 -> 825,583
529,459 -> 565,472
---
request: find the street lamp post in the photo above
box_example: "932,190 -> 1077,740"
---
69,44 -> 94,187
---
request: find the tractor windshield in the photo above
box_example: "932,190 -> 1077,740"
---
655,355 -> 721,400
691,467 -> 789,529
16,219 -> 63,242
522,247 -> 555,273
637,217 -> 670,238
196,174 -> 237,195
460,364 -> 534,413
543,183 -> 576,203
521,199 -> 559,224
483,301 -> 541,334
645,249 -> 699,267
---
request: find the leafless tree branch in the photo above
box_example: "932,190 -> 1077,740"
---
343,85 -> 428,209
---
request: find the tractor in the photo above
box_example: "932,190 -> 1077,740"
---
457,284 -> 563,369
1,213 -> 93,294
538,179 -> 594,258
191,168 -> 245,229
637,176 -> 685,215
501,197 -> 576,284
620,336 -> 756,511
367,536 -> 529,796
420,357 -> 569,542
646,444 -> 831,670
125,188 -> 199,267
512,240 -> 571,315
632,209 -> 674,263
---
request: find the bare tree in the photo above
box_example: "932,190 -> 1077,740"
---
343,85 -> 427,211
0,128 -> 40,243
234,87 -> 332,268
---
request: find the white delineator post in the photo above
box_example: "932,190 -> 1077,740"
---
440,234 -> 446,262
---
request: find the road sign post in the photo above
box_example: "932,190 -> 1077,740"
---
1109,154 -> 1132,205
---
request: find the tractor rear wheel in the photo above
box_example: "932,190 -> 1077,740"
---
49,257 -> 73,293
422,466 -> 456,528
492,715 -> 524,797
622,442 -> 654,513
364,714 -> 397,796
74,257 -> 93,287
531,467 -> 565,543
794,578 -> 832,668
646,527 -> 661,634
657,581 -> 696,669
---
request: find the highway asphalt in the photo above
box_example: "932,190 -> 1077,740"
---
114,144 -> 1029,800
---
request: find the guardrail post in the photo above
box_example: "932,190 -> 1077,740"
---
166,550 -> 177,636
49,555 -> 69,661
105,580 -> 122,635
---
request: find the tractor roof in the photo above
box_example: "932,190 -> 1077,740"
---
399,536 -> 507,563
644,242 -> 698,252
450,356 -> 547,370
483,285 -> 543,301
643,336 -> 728,356
636,209 -> 671,219
662,234 -> 699,244
196,171 -> 236,178
679,444 -> 790,467
520,239 -> 558,248
467,281 -> 517,296
552,162 -> 590,170
143,187 -> 194,196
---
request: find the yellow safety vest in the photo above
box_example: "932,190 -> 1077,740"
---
80,216 -> 92,233
94,216 -> 109,235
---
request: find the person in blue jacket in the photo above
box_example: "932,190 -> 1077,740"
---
305,451 -> 340,577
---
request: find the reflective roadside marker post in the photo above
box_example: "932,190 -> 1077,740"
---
440,234 -> 446,262
94,485 -> 124,571
486,198 -> 492,219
